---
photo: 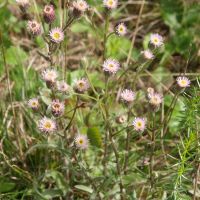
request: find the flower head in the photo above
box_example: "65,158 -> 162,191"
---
148,92 -> 163,106
56,81 -> 70,93
49,28 -> 64,43
41,69 -> 58,84
116,115 -> 127,124
74,134 -> 89,150
150,33 -> 163,47
133,117 -> 146,132
116,23 -> 127,36
43,5 -> 56,24
73,0 -> 89,12
51,99 -> 65,117
141,49 -> 154,60
38,117 -> 56,134
74,78 -> 89,93
27,20 -> 41,36
121,89 -> 135,103
27,98 -> 39,110
176,76 -> 191,88
102,58 -> 120,74
16,0 -> 29,9
103,0 -> 118,9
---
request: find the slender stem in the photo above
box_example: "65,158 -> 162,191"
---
193,164 -> 200,200
150,113 -> 156,190
123,105 -> 132,174
64,97 -> 79,133
63,17 -> 75,31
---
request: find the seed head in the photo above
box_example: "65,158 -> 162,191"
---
27,20 -> 41,36
51,99 -> 65,117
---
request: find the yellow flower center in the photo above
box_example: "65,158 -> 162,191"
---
53,32 -> 61,39
79,82 -> 84,87
137,122 -> 142,127
108,0 -> 113,6
32,102 -> 37,106
79,139 -> 83,144
109,64 -> 114,68
44,122 -> 52,129
180,80 -> 186,85
153,38 -> 158,43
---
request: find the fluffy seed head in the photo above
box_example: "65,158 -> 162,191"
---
176,76 -> 191,88
116,23 -> 127,36
27,20 -> 41,36
27,98 -> 39,110
103,0 -> 118,9
103,58 -> 120,74
133,117 -> 146,132
51,99 -> 65,117
49,28 -> 64,43
74,78 -> 89,93
38,117 -> 56,134
56,81 -> 70,93
74,134 -> 89,150
43,5 -> 56,24
121,89 -> 135,103
142,49 -> 154,59
150,33 -> 164,47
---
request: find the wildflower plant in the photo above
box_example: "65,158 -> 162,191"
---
1,0 -> 199,200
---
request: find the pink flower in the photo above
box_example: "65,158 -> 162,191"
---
121,89 -> 135,103
176,76 -> 191,88
103,58 -> 120,74
38,117 -> 56,134
141,49 -> 154,60
43,5 -> 56,24
73,0 -> 89,12
27,98 -> 39,110
74,134 -> 89,150
51,99 -> 65,117
27,20 -> 41,36
133,117 -> 146,132
103,0 -> 118,9
150,33 -> 164,47
74,78 -> 90,93
49,28 -> 64,43
116,23 -> 127,36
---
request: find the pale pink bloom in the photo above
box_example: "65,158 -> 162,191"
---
73,0 -> 89,12
150,33 -> 164,47
27,98 -> 39,110
148,92 -> 163,106
103,58 -> 120,74
142,49 -> 154,59
56,81 -> 70,93
116,23 -> 127,36
16,0 -> 29,8
43,5 -> 56,23
121,89 -> 135,103
74,78 -> 89,93
49,28 -> 64,43
103,0 -> 118,9
38,117 -> 56,134
41,69 -> 58,83
51,99 -> 65,117
74,134 -> 89,150
27,20 -> 41,36
133,117 -> 146,132
176,76 -> 191,88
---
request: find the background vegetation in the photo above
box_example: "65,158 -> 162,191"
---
0,0 -> 200,199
